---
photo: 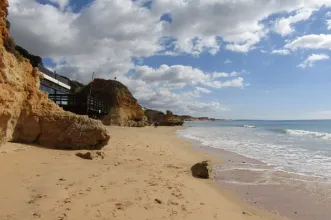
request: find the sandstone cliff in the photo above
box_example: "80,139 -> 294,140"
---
77,79 -> 147,127
145,109 -> 184,126
0,0 -> 110,149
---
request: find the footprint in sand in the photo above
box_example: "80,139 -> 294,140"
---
114,201 -> 133,211
28,193 -> 47,204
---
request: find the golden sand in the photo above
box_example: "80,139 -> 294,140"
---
0,126 -> 289,220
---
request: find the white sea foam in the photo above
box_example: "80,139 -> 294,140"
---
286,129 -> 331,140
177,126 -> 331,180
244,125 -> 256,128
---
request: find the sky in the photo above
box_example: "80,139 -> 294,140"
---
6,0 -> 331,120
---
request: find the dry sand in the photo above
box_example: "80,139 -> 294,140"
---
0,126 -> 289,220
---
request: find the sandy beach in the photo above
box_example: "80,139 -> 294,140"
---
0,126 -> 287,220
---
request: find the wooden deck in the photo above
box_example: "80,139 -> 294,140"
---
48,94 -> 110,116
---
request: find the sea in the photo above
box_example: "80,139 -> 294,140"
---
177,120 -> 331,220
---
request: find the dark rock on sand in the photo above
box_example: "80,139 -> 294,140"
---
155,198 -> 162,204
190,161 -> 209,179
75,151 -> 106,160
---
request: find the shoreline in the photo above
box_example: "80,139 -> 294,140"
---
0,126 -> 288,220
179,134 -> 331,220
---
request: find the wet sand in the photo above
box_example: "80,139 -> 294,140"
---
192,144 -> 331,220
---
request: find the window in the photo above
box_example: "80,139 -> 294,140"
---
40,84 -> 55,95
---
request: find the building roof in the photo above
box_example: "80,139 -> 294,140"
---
38,65 -> 70,86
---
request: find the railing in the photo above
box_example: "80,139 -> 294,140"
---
48,94 -> 109,116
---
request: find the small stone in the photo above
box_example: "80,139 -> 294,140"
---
33,212 -> 41,218
75,152 -> 93,160
155,198 -> 162,204
242,211 -> 253,216
294,212 -> 298,214
59,178 -> 66,181
76,151 -> 105,160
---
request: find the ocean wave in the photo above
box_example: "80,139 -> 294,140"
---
286,129 -> 331,140
177,126 -> 331,179
244,125 -> 256,128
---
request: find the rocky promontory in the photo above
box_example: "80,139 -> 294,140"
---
77,78 -> 148,127
145,109 -> 184,126
0,0 -> 110,149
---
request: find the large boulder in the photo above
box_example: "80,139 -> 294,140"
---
190,161 -> 210,179
0,1 -> 110,149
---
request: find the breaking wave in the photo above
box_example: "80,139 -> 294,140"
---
244,125 -> 256,128
286,129 -> 331,140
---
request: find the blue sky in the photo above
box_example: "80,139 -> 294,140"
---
7,0 -> 331,119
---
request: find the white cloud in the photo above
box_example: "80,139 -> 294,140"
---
8,0 -> 331,79
271,49 -> 291,55
285,34 -> 331,50
213,71 -> 245,78
213,72 -> 230,78
274,8 -> 315,36
327,20 -> 331,30
133,65 -> 209,87
119,64 -> 241,113
297,53 -> 329,68
195,87 -> 212,94
224,59 -> 232,64
8,0 -> 163,83
133,65 -> 246,89
7,0 -> 331,115
48,0 -> 69,10
120,76 -> 229,115
203,77 -> 245,89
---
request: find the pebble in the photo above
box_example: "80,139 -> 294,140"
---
155,198 -> 162,204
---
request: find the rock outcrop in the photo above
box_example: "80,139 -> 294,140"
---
77,78 -> 147,127
0,0 -> 110,149
145,109 -> 184,126
190,161 -> 210,179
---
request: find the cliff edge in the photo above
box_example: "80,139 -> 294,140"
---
0,0 -> 110,149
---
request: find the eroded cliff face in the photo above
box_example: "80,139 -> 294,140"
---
78,79 -> 147,127
0,1 -> 110,149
